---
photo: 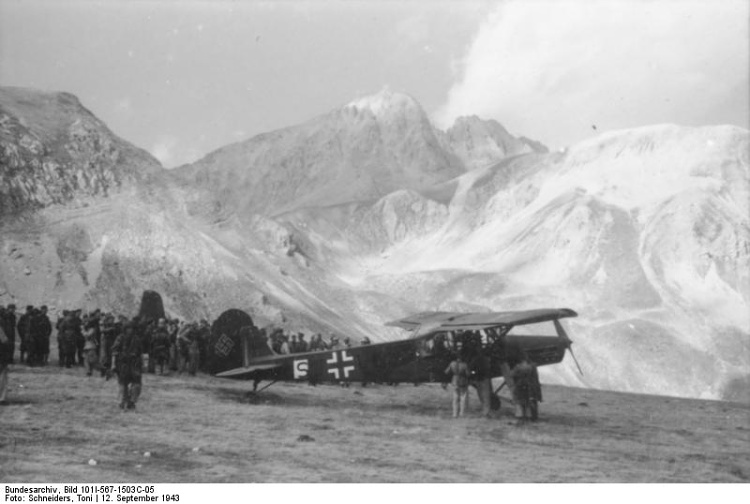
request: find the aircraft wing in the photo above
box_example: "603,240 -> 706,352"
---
386,308 -> 577,333
215,362 -> 282,378
384,311 -> 465,330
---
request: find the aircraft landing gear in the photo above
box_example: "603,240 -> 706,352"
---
491,394 -> 501,411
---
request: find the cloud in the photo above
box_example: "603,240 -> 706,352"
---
436,0 -> 749,149
151,136 -> 178,167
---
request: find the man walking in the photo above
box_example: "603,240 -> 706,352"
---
110,322 -> 143,410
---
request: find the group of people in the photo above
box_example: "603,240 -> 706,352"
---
0,303 -> 213,409
443,331 -> 542,424
2,302 -> 541,421
267,330 -> 370,355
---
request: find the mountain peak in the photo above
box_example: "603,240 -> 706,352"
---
345,88 -> 421,119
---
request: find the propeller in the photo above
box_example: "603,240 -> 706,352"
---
568,345 -> 584,376
554,319 -> 584,377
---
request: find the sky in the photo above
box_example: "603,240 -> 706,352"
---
1,0 -> 748,167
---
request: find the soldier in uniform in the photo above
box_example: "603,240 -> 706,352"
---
308,333 -> 323,351
176,322 -> 195,374
470,352 -> 493,418
511,352 -> 542,423
82,318 -> 100,376
58,312 -> 78,368
72,309 -> 84,366
444,345 -> 470,418
297,333 -> 308,353
329,335 -> 342,350
26,307 -> 43,366
149,318 -> 171,375
110,321 -> 143,410
17,306 -> 33,364
38,306 -> 52,365
0,314 -> 12,404
99,314 -> 117,377
196,320 -> 211,372
1,305 -> 17,364
167,319 -> 180,372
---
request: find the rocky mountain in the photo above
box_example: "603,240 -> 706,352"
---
173,89 -> 466,219
0,87 -> 163,215
0,85 -> 747,401
444,115 -> 548,170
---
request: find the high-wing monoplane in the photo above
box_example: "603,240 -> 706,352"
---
207,307 -> 581,407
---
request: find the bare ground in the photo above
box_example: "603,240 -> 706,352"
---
1,363 -> 749,483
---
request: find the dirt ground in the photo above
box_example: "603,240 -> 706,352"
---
1,362 -> 749,483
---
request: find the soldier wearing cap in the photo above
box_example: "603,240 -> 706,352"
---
297,332 -> 308,353
329,335 -> 342,350
110,321 -> 143,410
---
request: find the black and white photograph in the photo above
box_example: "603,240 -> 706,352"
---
0,0 -> 748,488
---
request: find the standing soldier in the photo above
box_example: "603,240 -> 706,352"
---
167,319 -> 179,372
143,319 -> 157,373
196,320 -> 211,372
444,345 -> 470,418
176,322 -> 195,374
72,310 -> 84,366
82,318 -> 100,376
99,314 -> 117,377
38,306 -> 52,365
58,312 -> 78,368
26,308 -> 45,366
279,334 -> 291,355
329,335 -> 341,350
0,313 -> 12,404
470,352 -> 493,418
511,352 -> 542,423
297,333 -> 308,353
110,322 -> 143,410
1,305 -> 17,364
187,329 -> 200,376
149,319 -> 170,375
17,306 -> 33,364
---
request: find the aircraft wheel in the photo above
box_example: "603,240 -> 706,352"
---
491,394 -> 501,411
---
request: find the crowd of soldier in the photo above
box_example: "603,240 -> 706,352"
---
2,303 -> 539,421
0,304 -> 218,408
267,330 -> 371,355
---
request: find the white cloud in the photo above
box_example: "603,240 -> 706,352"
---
436,0 -> 749,149
151,136 -> 177,167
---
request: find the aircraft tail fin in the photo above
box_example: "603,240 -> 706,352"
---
242,327 -> 275,363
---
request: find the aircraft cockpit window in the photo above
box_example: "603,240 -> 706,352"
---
417,333 -> 449,357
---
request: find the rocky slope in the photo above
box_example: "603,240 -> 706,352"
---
0,86 -> 747,401
0,87 -> 163,215
444,115 -> 548,170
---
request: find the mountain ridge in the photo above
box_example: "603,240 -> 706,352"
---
0,85 -> 748,401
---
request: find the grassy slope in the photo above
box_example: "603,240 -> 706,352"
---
1,363 -> 748,483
